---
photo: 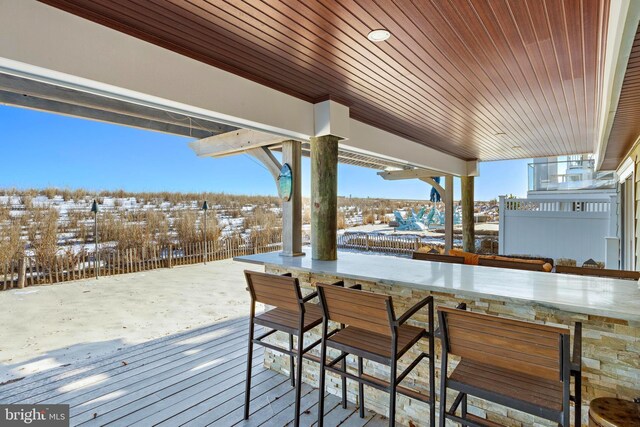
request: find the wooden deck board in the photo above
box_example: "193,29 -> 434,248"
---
0,317 -> 387,426
75,353 -> 265,425
2,317 -> 249,403
57,335 -> 253,408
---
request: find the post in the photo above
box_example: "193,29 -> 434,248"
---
202,200 -> 209,264
94,213 -> 98,278
498,195 -> 505,255
605,194 -> 620,269
444,175 -> 454,252
91,200 -> 99,279
461,175 -> 475,252
17,256 -> 26,289
281,140 -> 304,256
311,135 -> 339,260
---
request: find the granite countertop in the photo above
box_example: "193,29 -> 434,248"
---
235,249 -> 640,322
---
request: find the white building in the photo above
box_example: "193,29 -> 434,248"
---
499,156 -> 620,267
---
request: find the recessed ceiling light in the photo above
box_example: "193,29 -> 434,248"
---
367,29 -> 391,42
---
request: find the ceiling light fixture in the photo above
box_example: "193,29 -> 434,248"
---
367,29 -> 391,42
495,132 -> 506,136
512,145 -> 522,149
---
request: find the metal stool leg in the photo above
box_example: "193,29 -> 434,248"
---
439,367 -> 447,426
293,330 -> 304,427
358,356 -> 365,418
574,374 -> 582,427
341,351 -> 348,409
244,314 -> 255,420
462,393 -> 468,424
389,354 -> 397,427
340,323 -> 347,409
317,322 -> 329,427
429,303 -> 436,427
289,333 -> 295,387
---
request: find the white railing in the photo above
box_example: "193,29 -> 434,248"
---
527,159 -> 617,191
499,195 -> 618,266
502,198 -> 611,213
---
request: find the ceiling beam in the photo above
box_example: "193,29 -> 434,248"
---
344,120 -> 474,177
0,73 -> 235,136
377,169 -> 451,181
0,90 -> 212,138
189,129 -> 291,158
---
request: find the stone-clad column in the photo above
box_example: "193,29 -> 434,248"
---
310,135 -> 339,260
461,175 -> 475,252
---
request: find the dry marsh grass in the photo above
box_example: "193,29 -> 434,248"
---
0,188 -> 462,264
28,208 -> 59,267
0,219 -> 23,265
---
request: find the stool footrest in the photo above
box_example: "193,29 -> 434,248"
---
465,414 -> 505,427
360,373 -> 431,404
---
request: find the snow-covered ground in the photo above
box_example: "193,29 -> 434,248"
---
0,259 -> 261,384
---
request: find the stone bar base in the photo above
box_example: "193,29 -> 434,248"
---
263,266 -> 640,427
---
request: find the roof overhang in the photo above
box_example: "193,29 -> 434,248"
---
0,0 -> 472,176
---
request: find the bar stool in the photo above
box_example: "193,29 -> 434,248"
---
243,270 -> 344,427
316,283 -> 436,427
589,397 -> 640,426
438,306 -> 582,427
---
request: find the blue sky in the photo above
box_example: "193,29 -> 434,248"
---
0,105 -> 529,200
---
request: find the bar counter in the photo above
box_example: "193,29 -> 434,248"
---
236,250 -> 640,426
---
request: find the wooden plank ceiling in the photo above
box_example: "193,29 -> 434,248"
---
601,24 -> 640,171
38,0 -> 609,162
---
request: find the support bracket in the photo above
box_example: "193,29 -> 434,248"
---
419,177 -> 446,204
246,146 -> 282,182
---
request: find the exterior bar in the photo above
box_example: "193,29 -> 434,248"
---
236,250 -> 640,426
1,1 -> 640,426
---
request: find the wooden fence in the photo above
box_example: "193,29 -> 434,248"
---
337,232 -> 439,255
0,239 -> 282,291
1,232 -> 456,290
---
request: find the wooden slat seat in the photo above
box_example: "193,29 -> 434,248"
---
327,324 -> 426,364
438,306 -> 581,427
254,303 -> 323,334
449,359 -> 563,413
